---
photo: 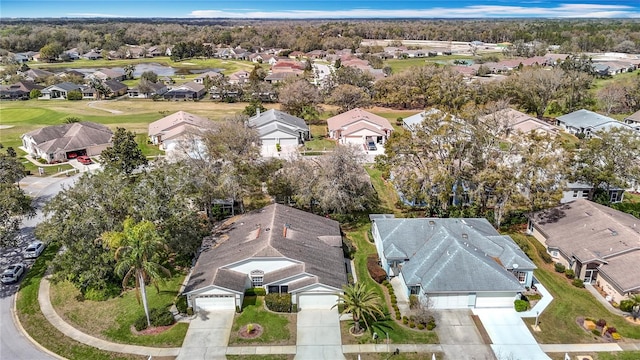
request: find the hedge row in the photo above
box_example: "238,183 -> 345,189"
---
265,293 -> 292,312
367,254 -> 387,284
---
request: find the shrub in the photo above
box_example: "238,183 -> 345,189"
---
596,319 -> 607,327
564,269 -> 575,279
149,308 -> 175,327
606,326 -> 617,334
83,285 -> 120,301
592,329 -> 601,336
343,237 -> 356,260
538,248 -> 553,264
612,332 -> 622,340
514,299 -> 528,312
37,158 -> 48,164
554,263 -> 566,273
409,321 -> 415,328
417,323 -> 425,330
409,295 -> 419,309
572,278 -> 584,288
395,312 -> 401,320
265,293 -> 292,312
29,89 -> 42,99
620,299 -> 635,313
382,280 -> 389,286
187,307 -> 194,316
175,295 -> 188,314
426,319 -> 436,330
402,317 -> 409,325
134,316 -> 148,331
245,288 -> 266,296
67,90 -> 82,100
366,254 -> 387,284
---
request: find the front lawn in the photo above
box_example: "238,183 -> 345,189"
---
508,233 -> 640,343
228,296 -> 296,345
49,275 -> 188,347
16,245 -> 145,360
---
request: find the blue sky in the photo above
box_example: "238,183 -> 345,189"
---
1,1 -> 638,18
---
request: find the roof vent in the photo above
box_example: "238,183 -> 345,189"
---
428,220 -> 435,226
585,212 -> 592,216
608,228 -> 618,236
462,233 -> 468,240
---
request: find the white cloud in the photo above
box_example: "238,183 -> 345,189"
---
190,4 -> 639,19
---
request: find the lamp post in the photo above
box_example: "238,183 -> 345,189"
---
386,331 -> 389,353
534,311 -> 540,329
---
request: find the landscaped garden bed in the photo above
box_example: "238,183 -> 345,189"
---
228,296 -> 296,345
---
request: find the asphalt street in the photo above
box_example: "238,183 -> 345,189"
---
0,175 -> 78,360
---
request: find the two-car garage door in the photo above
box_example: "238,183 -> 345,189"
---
298,293 -> 339,310
195,295 -> 236,312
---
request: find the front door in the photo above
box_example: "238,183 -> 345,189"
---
584,269 -> 598,284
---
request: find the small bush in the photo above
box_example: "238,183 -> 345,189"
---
366,254 -> 387,284
382,280 -> 389,286
83,285 -> 120,301
245,288 -> 266,296
134,316 -> 148,331
409,295 -> 419,309
564,269 -> 575,279
538,248 -> 553,264
187,307 -> 194,316
417,323 -> 425,330
395,313 -> 401,320
596,319 -> 607,327
175,295 -> 188,314
426,320 -> 436,330
612,332 -> 622,340
592,329 -> 601,336
265,293 -> 292,312
514,299 -> 528,312
554,263 -> 566,273
606,326 -> 617,334
409,321 -> 416,328
572,278 -> 584,288
149,308 -> 175,327
67,90 -> 83,100
619,299 -> 635,313
402,317 -> 409,325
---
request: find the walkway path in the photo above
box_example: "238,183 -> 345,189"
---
38,276 -> 180,357
87,101 -> 123,114
518,282 -> 553,318
585,284 -> 626,316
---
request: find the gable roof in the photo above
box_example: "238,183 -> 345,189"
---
372,217 -> 533,293
43,82 -> 82,92
148,111 -> 213,137
22,122 -> 113,153
556,109 -> 633,132
184,204 -> 347,294
248,109 -> 309,137
327,108 -> 393,133
625,110 -> 640,124
194,71 -> 222,80
480,108 -> 559,136
529,199 -> 640,293
103,80 -> 128,93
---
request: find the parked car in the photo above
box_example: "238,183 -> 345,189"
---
1,263 -> 25,284
77,156 -> 92,165
367,141 -> 377,151
24,240 -> 45,259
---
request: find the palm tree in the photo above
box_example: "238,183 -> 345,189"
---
103,218 -> 170,327
333,282 -> 385,333
630,294 -> 640,320
123,64 -> 136,80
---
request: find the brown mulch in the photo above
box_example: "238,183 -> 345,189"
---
130,323 -> 176,336
238,324 -> 263,339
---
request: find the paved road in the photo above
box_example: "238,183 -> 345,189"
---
0,175 -> 77,360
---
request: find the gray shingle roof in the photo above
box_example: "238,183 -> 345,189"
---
248,109 -> 309,134
185,204 -> 347,294
557,109 -> 632,131
23,122 -> 113,153
373,217 -> 533,293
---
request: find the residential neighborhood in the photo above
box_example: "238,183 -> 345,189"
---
1,15 -> 640,360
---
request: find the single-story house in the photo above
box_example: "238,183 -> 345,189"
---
82,50 -> 102,60
248,109 -> 310,157
148,110 -> 214,153
371,215 -> 535,309
21,68 -> 55,83
479,108 -> 559,138
0,81 -> 43,100
556,109 -> 635,137
39,82 -> 83,100
127,82 -> 168,99
21,122 -> 113,162
327,108 -> 393,146
562,182 -> 625,204
183,204 -> 347,312
624,110 -> 640,132
228,70 -> 250,85
528,199 -> 640,303
193,71 -> 222,86
92,68 -> 126,81
264,71 -> 298,84
162,82 -> 206,101
103,80 -> 128,97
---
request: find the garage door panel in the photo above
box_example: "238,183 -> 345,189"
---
195,295 -> 236,311
430,294 -> 469,309
298,294 -> 338,310
475,293 -> 516,308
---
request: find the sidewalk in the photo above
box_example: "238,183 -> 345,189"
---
584,284 -> 626,316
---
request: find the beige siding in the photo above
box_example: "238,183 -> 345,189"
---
530,227 -> 547,246
596,275 -> 626,304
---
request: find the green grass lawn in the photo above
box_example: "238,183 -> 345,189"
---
591,70 -> 640,92
135,133 -> 163,157
16,245 -> 145,360
384,55 -> 475,74
365,165 -> 400,214
342,220 -> 438,345
508,233 -> 640,343
50,275 -> 188,347
228,296 -> 295,345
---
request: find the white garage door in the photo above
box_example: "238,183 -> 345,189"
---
430,294 -> 470,309
195,295 -> 236,312
475,292 -> 516,308
298,294 -> 339,310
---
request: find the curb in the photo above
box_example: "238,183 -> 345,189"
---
12,293 -> 67,360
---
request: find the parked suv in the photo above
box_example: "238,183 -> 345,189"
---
1,263 -> 25,284
77,156 -> 92,165
367,141 -> 377,151
25,240 -> 45,259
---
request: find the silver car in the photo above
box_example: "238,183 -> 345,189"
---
24,240 -> 45,259
1,263 -> 25,284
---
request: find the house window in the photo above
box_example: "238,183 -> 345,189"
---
409,286 -> 420,295
572,191 -> 578,198
514,271 -> 527,283
267,285 -> 289,294
582,190 -> 589,198
610,192 -> 619,203
250,270 -> 264,287
551,250 -> 559,257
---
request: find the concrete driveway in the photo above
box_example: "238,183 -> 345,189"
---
295,309 -> 345,360
176,309 -> 235,360
473,308 -> 550,360
434,310 -> 496,360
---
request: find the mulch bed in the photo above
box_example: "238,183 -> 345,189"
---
238,324 -> 263,339
130,323 -> 176,335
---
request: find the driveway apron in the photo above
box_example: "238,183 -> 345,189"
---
295,308 -> 345,360
435,310 -> 496,360
473,308 -> 551,360
176,309 -> 235,360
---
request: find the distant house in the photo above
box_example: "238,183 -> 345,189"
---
127,82 -> 168,99
22,68 -> 55,83
0,81 -> 43,100
39,82 -> 83,100
556,109 -> 635,137
228,70 -> 250,85
147,46 -> 163,57
248,109 -> 310,157
183,204 -> 347,312
264,72 -> 298,84
561,182 -> 625,204
92,68 -> 126,81
163,82 -> 206,101
63,49 -> 80,60
327,108 -> 393,146
103,80 -> 128,97
402,108 -> 456,130
479,108 -> 559,138
21,122 -> 113,162
82,50 -> 102,60
193,71 -> 222,86
148,111 -> 213,154
371,215 -> 535,309
528,199 -> 640,303
624,110 -> 640,131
